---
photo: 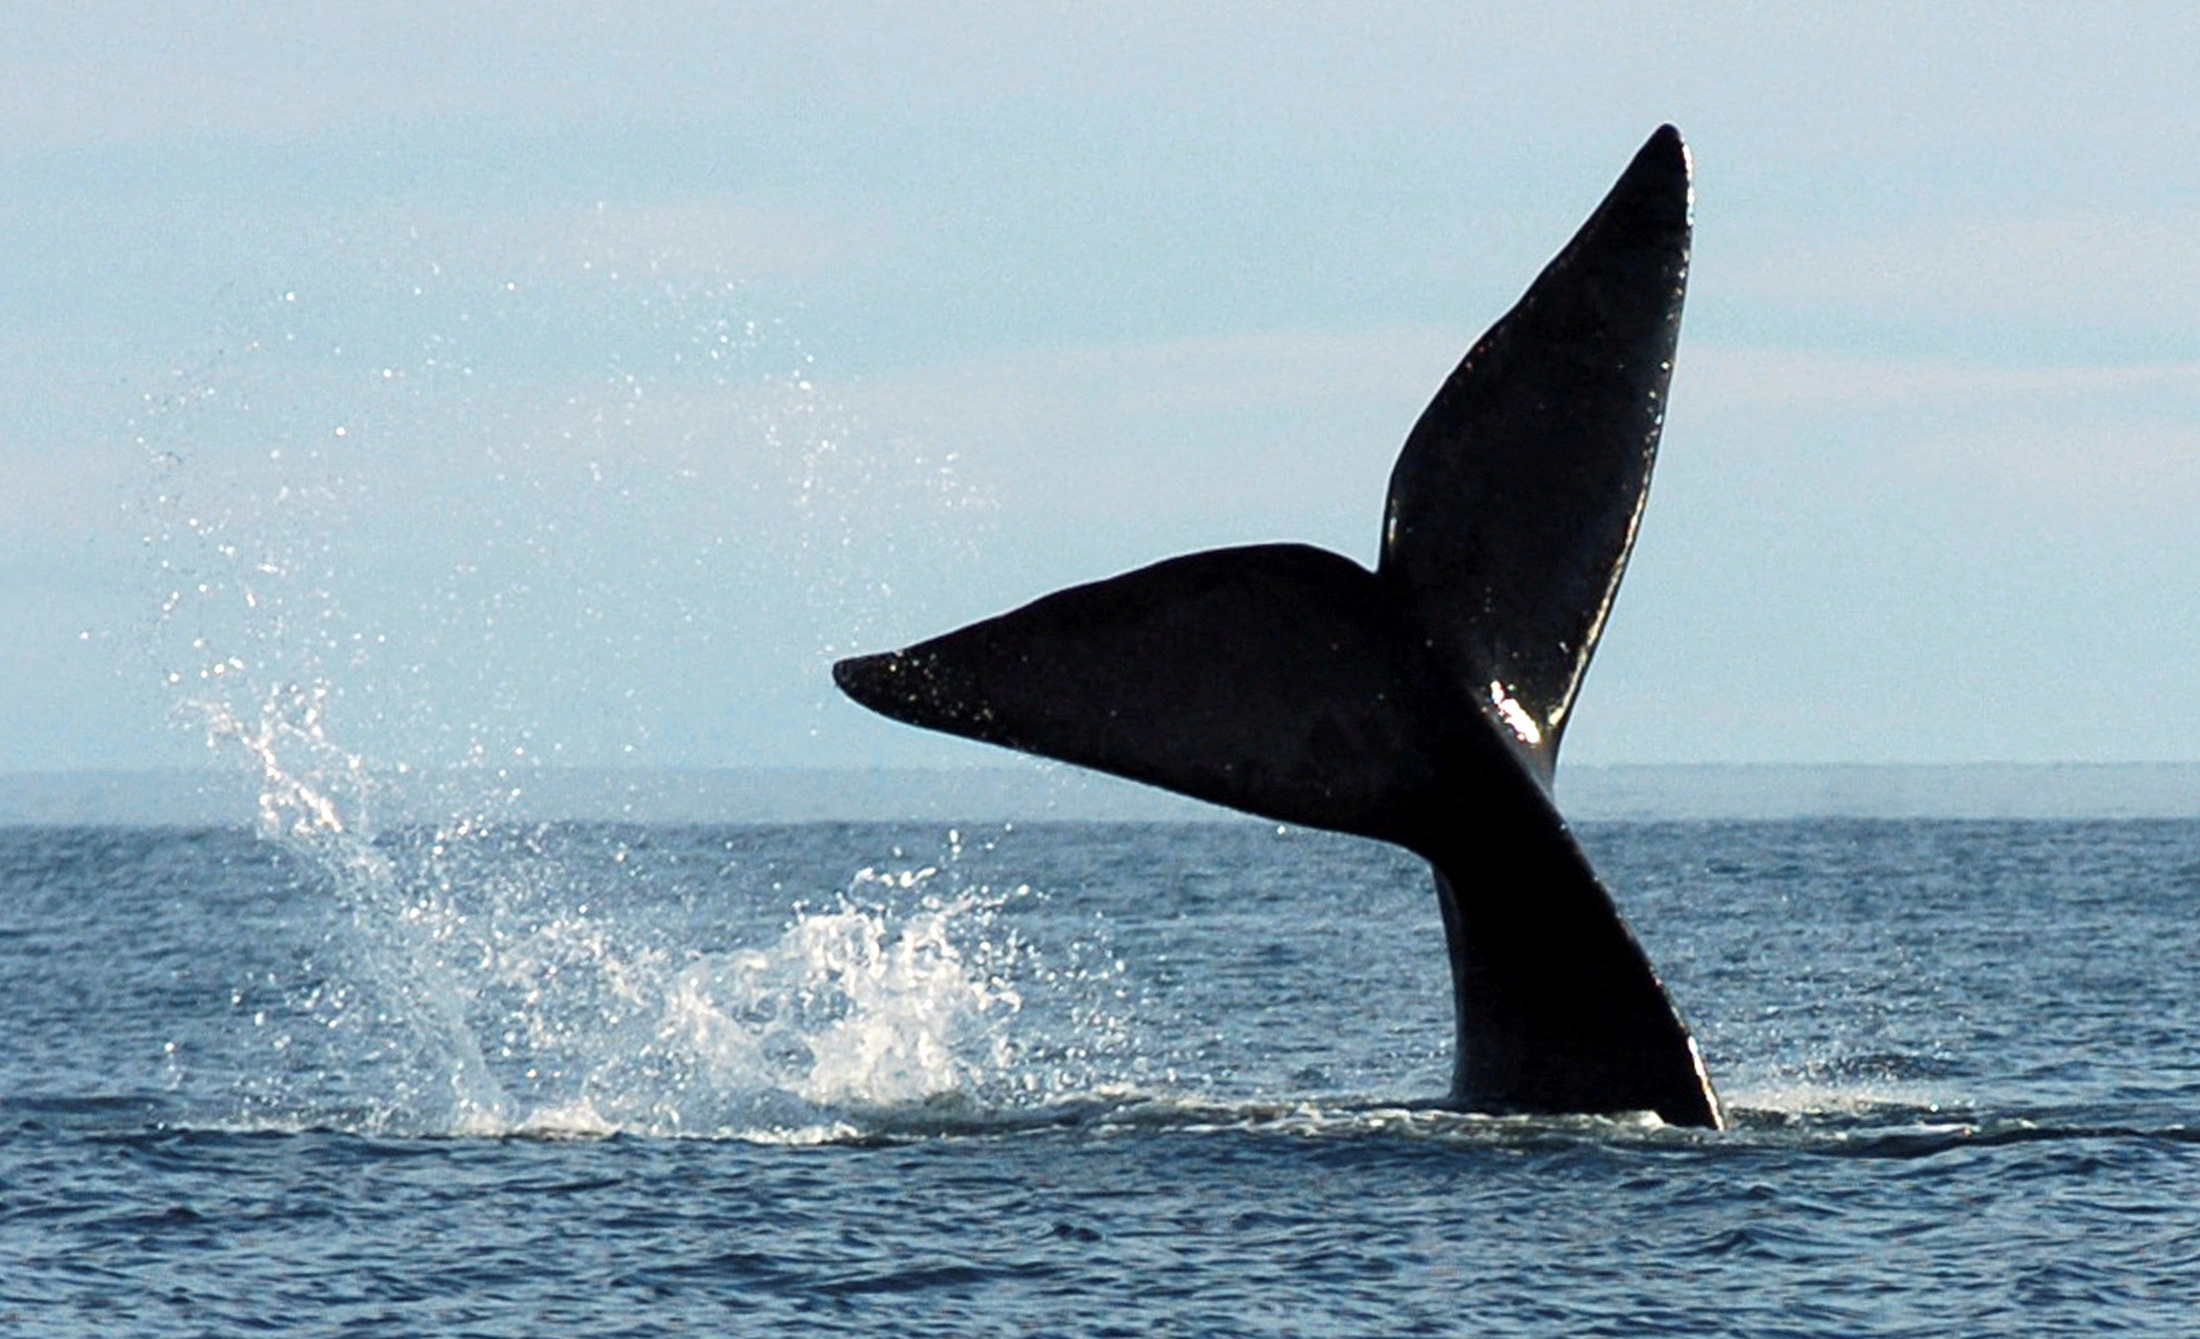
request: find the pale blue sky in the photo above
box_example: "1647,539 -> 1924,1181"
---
3,3 -> 2197,775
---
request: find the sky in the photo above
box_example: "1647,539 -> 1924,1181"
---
2,2 -> 2198,781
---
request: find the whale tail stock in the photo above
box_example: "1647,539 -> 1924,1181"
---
832,126 -> 1722,1129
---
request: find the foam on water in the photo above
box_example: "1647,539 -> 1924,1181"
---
1719,1076 -> 1965,1123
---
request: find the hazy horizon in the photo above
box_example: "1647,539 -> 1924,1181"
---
9,761 -> 2199,826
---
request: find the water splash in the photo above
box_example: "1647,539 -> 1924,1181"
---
262,811 -> 1083,1137
163,675 -> 1122,1139
129,215 -> 1054,1139
168,674 -> 1100,1137
160,690 -> 1100,1134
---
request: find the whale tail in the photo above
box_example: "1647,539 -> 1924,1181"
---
833,126 -> 1721,1128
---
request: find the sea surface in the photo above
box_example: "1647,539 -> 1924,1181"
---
6,811 -> 2200,1335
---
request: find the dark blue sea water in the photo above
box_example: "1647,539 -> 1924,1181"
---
6,813 -> 2200,1335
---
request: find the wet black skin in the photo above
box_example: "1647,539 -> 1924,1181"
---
833,126 -> 1722,1128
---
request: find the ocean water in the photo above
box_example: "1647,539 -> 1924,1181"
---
5,811 -> 2200,1335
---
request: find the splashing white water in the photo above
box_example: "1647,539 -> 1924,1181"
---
666,881 -> 1023,1109
179,704 -> 1065,1138
130,226 -> 1048,1138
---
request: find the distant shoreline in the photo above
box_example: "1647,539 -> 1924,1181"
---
4,763 -> 2199,826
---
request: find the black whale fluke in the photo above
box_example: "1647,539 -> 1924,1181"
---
832,125 -> 1721,1129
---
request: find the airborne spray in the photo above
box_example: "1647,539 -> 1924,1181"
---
125,217 -> 1124,1138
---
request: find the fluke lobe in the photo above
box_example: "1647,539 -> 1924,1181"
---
833,126 -> 1722,1129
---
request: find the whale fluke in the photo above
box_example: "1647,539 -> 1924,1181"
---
833,125 -> 1721,1128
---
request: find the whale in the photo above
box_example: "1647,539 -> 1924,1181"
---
833,125 -> 1722,1128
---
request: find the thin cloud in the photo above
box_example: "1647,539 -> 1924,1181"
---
1684,347 -> 2200,408
1713,211 -> 2200,335
1674,346 -> 2200,516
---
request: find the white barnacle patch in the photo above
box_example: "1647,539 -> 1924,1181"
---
1486,680 -> 1543,748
